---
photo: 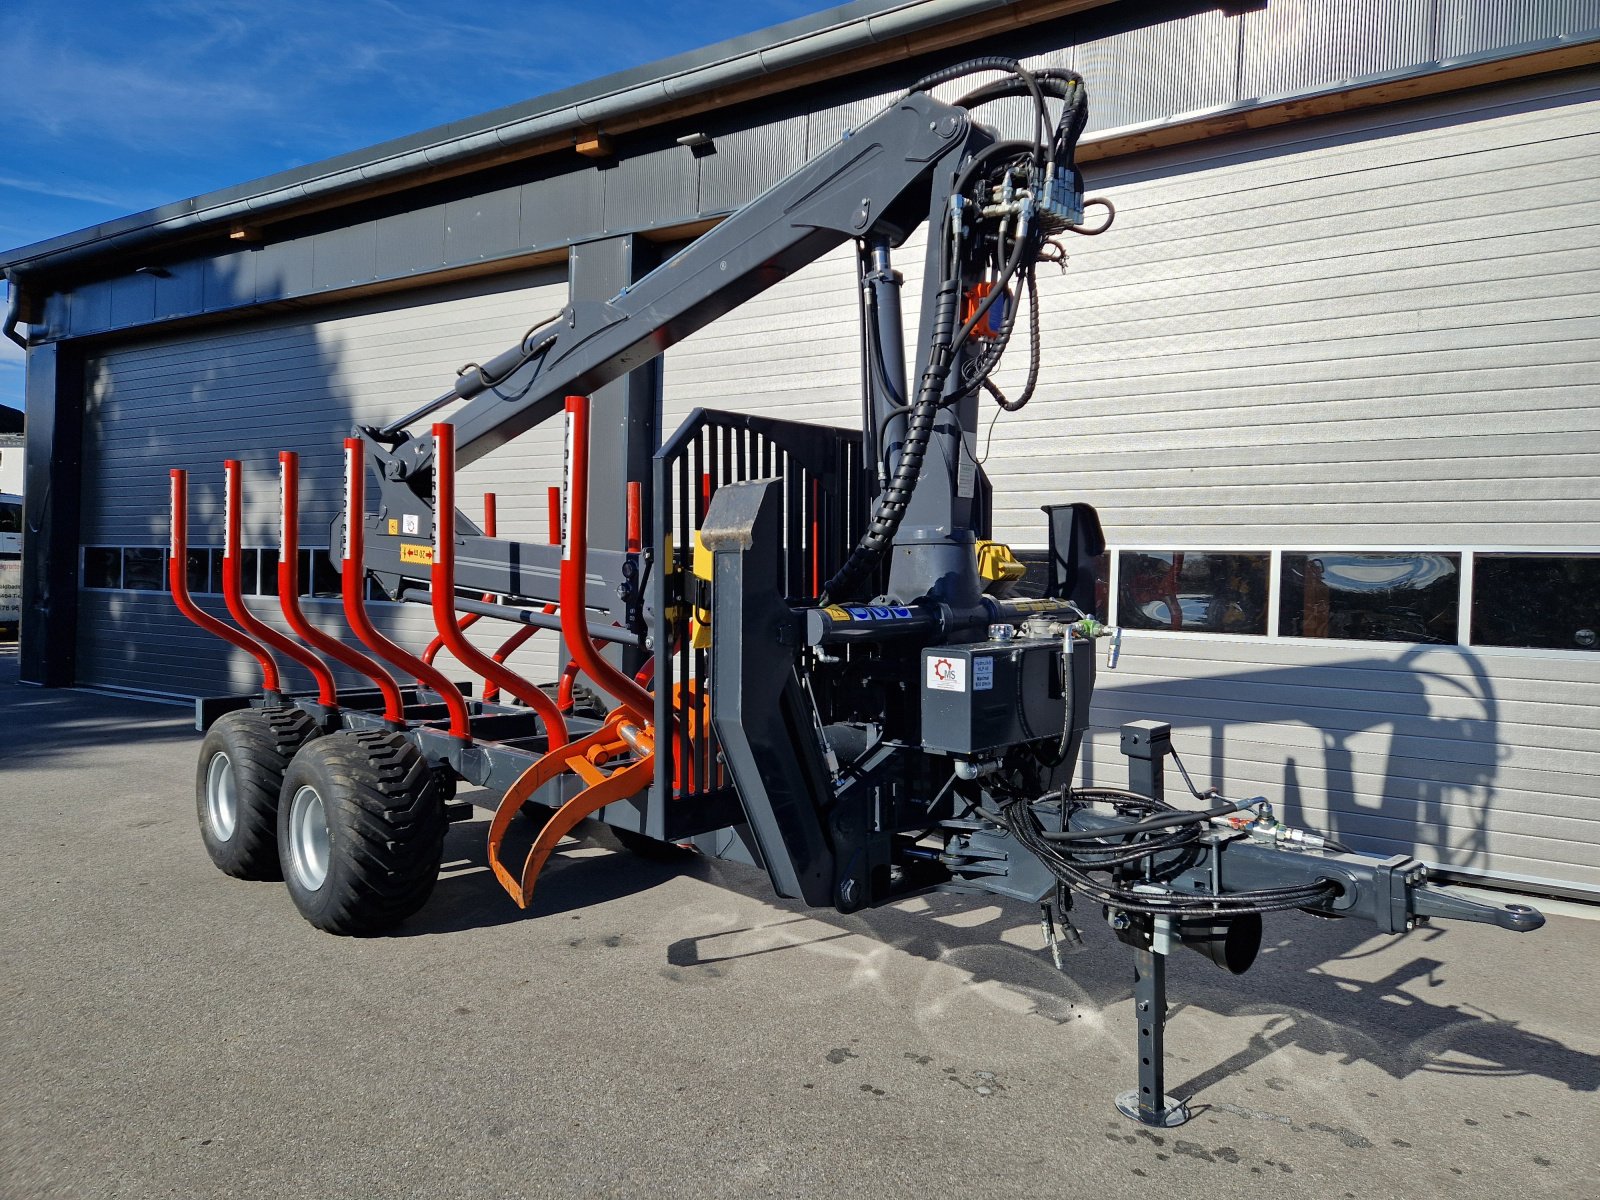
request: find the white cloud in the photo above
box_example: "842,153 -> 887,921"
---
0,174 -> 159,211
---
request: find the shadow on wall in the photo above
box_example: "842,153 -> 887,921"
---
1080,645 -> 1501,874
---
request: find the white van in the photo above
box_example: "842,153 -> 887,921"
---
0,492 -> 20,634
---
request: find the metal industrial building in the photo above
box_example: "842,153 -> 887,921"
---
4,0 -> 1597,896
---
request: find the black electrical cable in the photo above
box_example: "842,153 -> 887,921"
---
455,328 -> 558,394
970,267 -> 1041,412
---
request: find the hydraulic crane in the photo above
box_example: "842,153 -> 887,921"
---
171,58 -> 1543,1127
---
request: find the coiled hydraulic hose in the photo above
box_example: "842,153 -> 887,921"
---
990,789 -> 1340,918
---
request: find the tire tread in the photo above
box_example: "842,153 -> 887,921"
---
279,729 -> 446,935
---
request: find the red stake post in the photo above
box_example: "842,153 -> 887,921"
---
561,396 -> 657,725
339,438 -> 471,740
221,459 -> 336,707
430,423 -> 567,748
168,469 -> 283,701
276,452 -> 404,724
421,491 -> 498,667
483,485 -> 562,702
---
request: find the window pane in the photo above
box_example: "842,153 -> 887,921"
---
84,547 -> 122,589
258,548 -> 280,596
239,549 -> 260,596
0,501 -> 20,534
1117,551 -> 1269,634
1280,552 -> 1459,644
122,547 -> 166,591
208,550 -> 225,596
1473,555 -> 1600,651
185,548 -> 208,594
309,549 -> 341,599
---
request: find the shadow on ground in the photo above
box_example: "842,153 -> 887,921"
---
0,645 -> 195,766
411,805 -> 1600,1102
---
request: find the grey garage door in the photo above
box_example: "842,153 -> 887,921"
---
77,267 -> 572,699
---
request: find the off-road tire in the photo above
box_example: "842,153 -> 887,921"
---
195,707 -> 317,879
277,729 -> 446,936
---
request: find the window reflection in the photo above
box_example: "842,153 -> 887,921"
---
1281,552 -> 1459,644
83,547 -> 122,589
185,548 -> 208,594
121,547 -> 166,591
1473,555 -> 1599,651
1117,551 -> 1269,634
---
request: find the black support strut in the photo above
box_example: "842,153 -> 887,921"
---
1115,943 -> 1189,1128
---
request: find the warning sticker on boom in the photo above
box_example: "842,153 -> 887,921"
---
927,656 -> 965,692
399,543 -> 433,565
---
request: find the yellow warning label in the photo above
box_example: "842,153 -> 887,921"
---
823,605 -> 853,621
399,543 -> 433,565
387,518 -> 399,535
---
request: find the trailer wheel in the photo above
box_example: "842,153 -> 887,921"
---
195,707 -> 317,879
277,729 -> 447,936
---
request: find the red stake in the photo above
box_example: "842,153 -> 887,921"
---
422,491 -> 497,666
168,469 -> 282,701
431,423 -> 567,748
276,452 -> 404,723
339,438 -> 471,740
485,485 -> 562,701
221,460 -> 336,707
626,481 -> 642,555
562,396 -> 656,724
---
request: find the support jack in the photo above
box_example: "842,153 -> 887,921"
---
1113,943 -> 1191,1128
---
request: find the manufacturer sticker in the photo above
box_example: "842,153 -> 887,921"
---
973,655 -> 994,692
399,543 -> 433,565
927,655 -> 965,693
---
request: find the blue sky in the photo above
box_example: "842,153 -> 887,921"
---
0,0 -> 822,412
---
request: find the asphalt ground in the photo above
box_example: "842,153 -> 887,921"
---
3,643 -> 1598,1200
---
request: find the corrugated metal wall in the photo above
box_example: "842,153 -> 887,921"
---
78,267 -> 572,697
663,68 -> 1600,893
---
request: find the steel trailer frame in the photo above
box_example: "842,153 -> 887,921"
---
168,66 -> 1545,1127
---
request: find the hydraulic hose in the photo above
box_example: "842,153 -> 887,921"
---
824,58 -> 1078,602
997,794 -> 1338,917
821,276 -> 961,601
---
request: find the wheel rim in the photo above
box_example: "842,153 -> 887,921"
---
205,752 -> 238,841
287,785 -> 331,892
